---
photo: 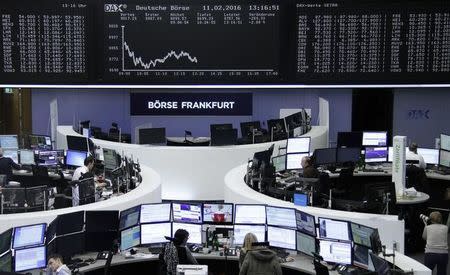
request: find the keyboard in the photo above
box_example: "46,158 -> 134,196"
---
362,168 -> 385,173
285,177 -> 302,183
433,170 -> 450,175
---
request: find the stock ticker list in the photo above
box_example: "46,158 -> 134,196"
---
296,1 -> 450,84
0,1 -> 90,82
103,2 -> 281,82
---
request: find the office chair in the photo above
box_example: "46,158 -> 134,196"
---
31,165 -> 50,187
53,186 -> 73,209
313,259 -> 329,275
332,167 -> 354,199
405,165 -> 427,192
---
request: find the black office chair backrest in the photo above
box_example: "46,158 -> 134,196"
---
313,260 -> 329,275
0,174 -> 7,187
405,165 -> 427,191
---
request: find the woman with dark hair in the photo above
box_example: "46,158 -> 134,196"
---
160,229 -> 198,275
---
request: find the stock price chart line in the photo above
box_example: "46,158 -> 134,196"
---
104,2 -> 281,82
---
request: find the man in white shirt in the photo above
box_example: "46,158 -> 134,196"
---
72,155 -> 95,206
406,142 -> 426,169
46,254 -> 71,275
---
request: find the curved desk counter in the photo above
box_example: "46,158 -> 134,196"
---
57,125 -> 328,200
0,163 -> 161,233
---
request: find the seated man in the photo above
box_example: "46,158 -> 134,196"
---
406,142 -> 426,169
301,156 -> 319,178
46,254 -> 71,275
0,147 -> 21,183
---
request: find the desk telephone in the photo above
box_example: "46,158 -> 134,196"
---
97,251 -> 112,260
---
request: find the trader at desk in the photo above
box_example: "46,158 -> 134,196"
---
301,156 -> 319,178
406,142 -> 426,169
72,156 -> 107,206
0,147 -> 21,185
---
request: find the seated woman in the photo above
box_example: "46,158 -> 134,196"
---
160,229 -> 198,275
238,233 -> 285,275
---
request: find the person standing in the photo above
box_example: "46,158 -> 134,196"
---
422,211 -> 448,275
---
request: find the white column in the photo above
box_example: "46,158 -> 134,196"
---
392,136 -> 406,196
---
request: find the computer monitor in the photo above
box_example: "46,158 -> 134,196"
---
172,223 -> 202,245
272,155 -> 286,172
12,223 -> 46,249
318,217 -> 351,241
240,121 -> 261,139
296,231 -> 316,256
319,240 -> 352,265
37,150 -> 59,166
295,210 -> 316,237
19,150 -> 35,165
266,206 -> 296,228
440,133 -> 450,151
267,119 -> 287,141
370,252 -> 390,275
234,204 -> 266,224
0,251 -> 12,272
29,134 -> 52,150
286,153 -> 309,170
252,145 -> 275,170
140,222 -> 171,245
337,147 -> 361,164
172,202 -> 202,224
103,148 -> 119,170
293,193 -> 308,206
233,224 -> 266,246
313,148 -> 337,166
66,135 -> 89,152
287,137 -> 310,154
439,149 -> 450,168
362,132 -> 387,147
210,128 -> 238,146
139,128 -> 166,144
0,229 -> 12,255
267,226 -> 296,250
119,206 -> 141,230
0,135 -> 18,149
78,178 -> 95,202
284,111 -> 303,137
337,132 -> 363,148
85,210 -> 119,232
66,150 -> 87,167
55,232 -> 85,262
211,123 -> 233,132
14,245 -> 46,272
417,148 -> 439,165
365,147 -> 388,163
388,147 -> 393,162
202,203 -> 233,224
2,149 -> 18,163
353,244 -> 371,270
46,218 -> 57,244
56,211 -> 84,236
351,222 -> 375,248
140,203 -> 171,224
120,225 -> 141,250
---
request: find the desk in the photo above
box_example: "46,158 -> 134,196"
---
396,193 -> 430,205
27,251 -> 336,275
166,136 -> 211,146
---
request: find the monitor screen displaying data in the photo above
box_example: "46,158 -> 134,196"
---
172,202 -> 202,224
287,137 -> 310,154
203,203 -> 233,224
172,223 -> 202,245
37,150 -> 59,166
440,134 -> 450,151
233,225 -> 266,246
29,135 -> 52,150
13,224 -> 46,249
235,205 -> 266,224
351,223 -> 375,248
119,206 -> 141,230
417,148 -> 439,165
365,147 -> 388,163
66,150 -> 87,167
120,226 -> 141,251
141,223 -> 171,245
272,155 -> 286,172
0,135 -> 18,149
319,240 -> 352,265
14,245 -> 46,272
362,132 -> 387,147
296,231 -> 316,256
266,206 -> 296,228
296,211 -> 316,237
267,226 -> 296,250
287,153 -> 309,170
354,244 -> 371,270
140,203 -> 171,223
318,218 -> 350,241
3,149 -> 18,163
19,150 -> 35,165
439,149 -> 450,168
294,193 -> 308,206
